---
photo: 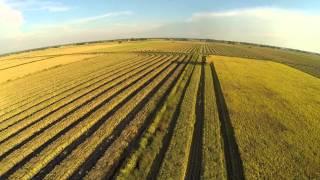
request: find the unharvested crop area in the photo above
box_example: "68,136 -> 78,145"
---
209,56 -> 320,179
0,39 -> 319,179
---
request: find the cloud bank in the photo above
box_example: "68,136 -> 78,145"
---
0,1 -> 24,37
0,6 -> 320,54
144,7 -> 320,53
184,8 -> 320,53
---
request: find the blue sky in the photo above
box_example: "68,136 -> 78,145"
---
1,0 -> 320,53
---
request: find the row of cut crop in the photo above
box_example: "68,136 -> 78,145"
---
157,55 -> 201,179
0,55 -> 173,161
0,54 -> 140,115
43,55 -> 187,180
0,54 -> 144,115
0,56 -> 55,71
80,55 -> 188,180
201,63 -> 227,179
0,54 -> 155,123
0,53 -> 141,108
0,55 -> 178,178
0,55 -> 162,132
0,55 -> 169,147
115,56 -> 194,180
7,55 -> 181,179
185,58 -> 205,179
0,56 -> 57,71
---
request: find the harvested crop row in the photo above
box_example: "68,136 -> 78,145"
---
204,44 -> 214,55
0,55 -> 173,161
80,56 -> 188,180
114,55 -> 194,180
0,54 -> 144,114
0,55 -> 179,178
209,44 -> 255,59
201,63 -> 226,179
0,55 -> 94,106
209,46 -> 217,54
0,56 -> 54,70
185,59 -> 204,180
186,46 -> 194,54
0,55 -> 169,147
8,55 -> 180,179
0,54 -> 140,115
0,53 -> 142,109
157,56 -> 201,180
0,55 -> 157,125
0,56 -> 56,71
0,54 -> 141,108
146,56 -> 196,180
179,47 -> 189,53
0,54 -> 104,85
44,55 -> 187,180
0,55 -> 161,134
208,45 -> 229,56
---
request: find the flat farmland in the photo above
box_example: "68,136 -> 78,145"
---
0,39 -> 319,179
209,55 -> 320,179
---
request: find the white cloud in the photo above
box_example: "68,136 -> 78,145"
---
0,1 -> 24,37
180,7 -> 320,53
72,11 -> 133,24
7,0 -> 70,12
0,10 -> 141,54
1,7 -> 320,54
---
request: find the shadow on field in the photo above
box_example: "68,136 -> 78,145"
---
186,60 -> 205,179
210,62 -> 245,180
172,60 -> 203,65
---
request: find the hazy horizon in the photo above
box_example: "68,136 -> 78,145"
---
1,0 -> 320,54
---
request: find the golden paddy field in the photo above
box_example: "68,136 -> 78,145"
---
0,39 -> 319,179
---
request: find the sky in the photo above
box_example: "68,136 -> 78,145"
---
1,0 -> 320,54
